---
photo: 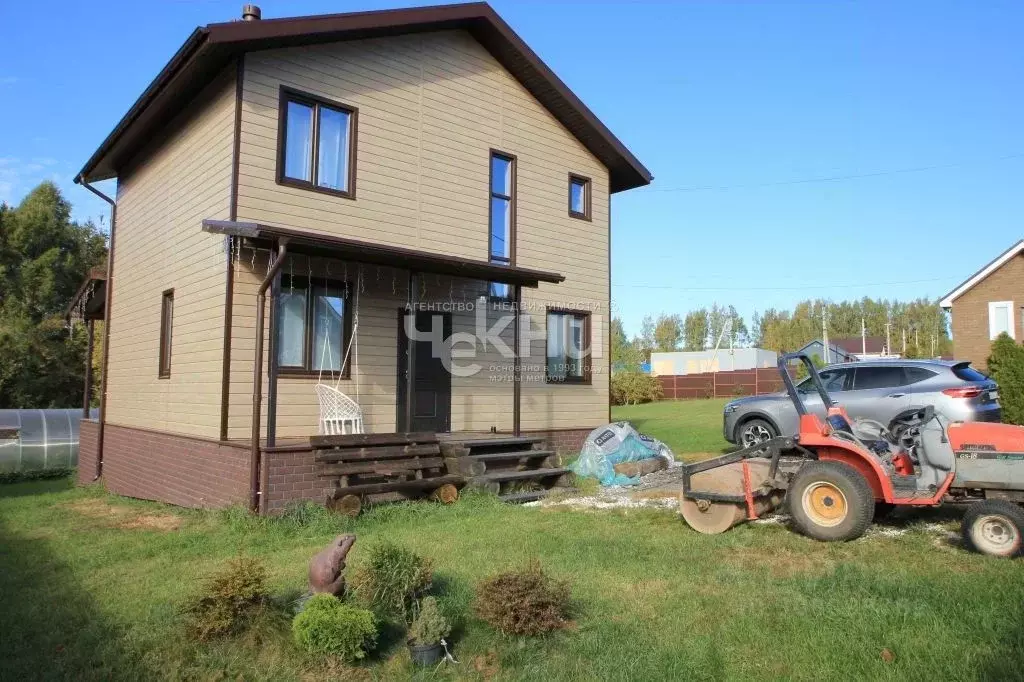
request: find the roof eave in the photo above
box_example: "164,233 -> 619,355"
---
939,239 -> 1024,309
76,27 -> 211,184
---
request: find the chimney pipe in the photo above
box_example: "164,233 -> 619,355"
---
242,4 -> 261,21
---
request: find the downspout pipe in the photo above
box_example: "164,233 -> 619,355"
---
74,174 -> 116,482
250,239 -> 288,513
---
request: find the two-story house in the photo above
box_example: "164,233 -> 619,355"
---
73,3 -> 651,513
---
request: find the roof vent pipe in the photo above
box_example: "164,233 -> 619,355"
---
242,4 -> 261,21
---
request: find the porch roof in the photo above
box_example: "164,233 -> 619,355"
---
202,219 -> 565,287
64,267 -> 108,322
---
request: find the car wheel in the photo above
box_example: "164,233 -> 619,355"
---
787,461 -> 875,542
961,500 -> 1024,558
739,418 -> 776,449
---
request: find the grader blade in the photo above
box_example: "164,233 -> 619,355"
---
680,457 -> 786,534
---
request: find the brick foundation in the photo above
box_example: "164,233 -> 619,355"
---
262,448 -> 332,515
101,423 -> 249,508
84,423 -> 593,514
78,419 -> 100,485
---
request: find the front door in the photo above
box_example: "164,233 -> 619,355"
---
396,309 -> 452,433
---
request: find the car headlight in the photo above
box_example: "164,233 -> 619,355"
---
724,403 -> 738,414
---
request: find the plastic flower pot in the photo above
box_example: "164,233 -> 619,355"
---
408,641 -> 444,666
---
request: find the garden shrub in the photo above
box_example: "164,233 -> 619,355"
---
610,371 -> 663,406
408,596 -> 450,645
292,593 -> 377,660
350,542 -> 433,621
474,560 -> 571,635
988,333 -> 1024,425
184,556 -> 269,641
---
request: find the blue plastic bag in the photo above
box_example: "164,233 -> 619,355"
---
569,422 -> 674,486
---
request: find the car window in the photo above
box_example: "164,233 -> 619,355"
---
904,367 -> 937,385
820,369 -> 849,392
799,369 -> 848,393
853,366 -> 905,390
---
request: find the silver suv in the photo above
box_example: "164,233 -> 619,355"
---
723,360 -> 1001,448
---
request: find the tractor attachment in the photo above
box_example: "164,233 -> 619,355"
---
680,436 -> 795,534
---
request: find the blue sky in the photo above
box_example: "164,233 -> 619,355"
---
1,1 -> 1020,336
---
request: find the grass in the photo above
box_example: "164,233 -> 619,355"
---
612,398 -> 733,459
3,470 -> 1024,681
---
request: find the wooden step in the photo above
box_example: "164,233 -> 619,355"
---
500,488 -> 577,504
468,449 -> 554,463
458,436 -> 545,448
472,467 -> 570,483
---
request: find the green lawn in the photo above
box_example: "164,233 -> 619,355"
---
3,470 -> 1024,681
613,398 -> 732,459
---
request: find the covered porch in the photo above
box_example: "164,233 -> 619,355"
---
204,220 -> 577,512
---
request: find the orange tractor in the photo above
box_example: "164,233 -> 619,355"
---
680,353 -> 1024,557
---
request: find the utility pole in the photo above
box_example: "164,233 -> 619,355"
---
884,317 -> 892,357
861,318 -> 867,356
902,327 -> 907,355
822,307 -> 829,364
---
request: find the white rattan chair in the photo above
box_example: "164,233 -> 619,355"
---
314,383 -> 364,435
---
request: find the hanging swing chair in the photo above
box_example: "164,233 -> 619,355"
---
314,270 -> 364,435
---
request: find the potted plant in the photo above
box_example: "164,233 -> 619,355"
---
407,596 -> 450,666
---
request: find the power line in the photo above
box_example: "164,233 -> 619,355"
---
645,152 -> 1024,193
612,276 -> 956,292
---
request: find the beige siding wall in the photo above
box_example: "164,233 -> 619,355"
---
106,66 -> 235,438
229,29 -> 611,438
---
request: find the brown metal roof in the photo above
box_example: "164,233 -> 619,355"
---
202,219 -> 564,287
76,2 -> 652,193
832,337 -> 887,354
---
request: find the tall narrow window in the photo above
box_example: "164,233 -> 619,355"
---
546,309 -> 591,384
568,173 -> 591,220
278,88 -> 357,198
158,290 -> 174,378
489,151 -> 516,298
275,276 -> 352,376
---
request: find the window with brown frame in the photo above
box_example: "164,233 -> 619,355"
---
546,308 -> 592,383
277,87 -> 357,199
488,150 -> 516,300
158,289 -> 173,378
275,275 -> 353,377
568,173 -> 591,220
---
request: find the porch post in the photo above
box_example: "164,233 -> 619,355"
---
513,285 -> 521,437
404,271 -> 418,433
266,269 -> 281,447
83,318 -> 95,418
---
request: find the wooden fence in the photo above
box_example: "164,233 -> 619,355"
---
657,368 -> 792,399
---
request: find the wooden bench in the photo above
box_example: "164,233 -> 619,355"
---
314,433 -> 463,515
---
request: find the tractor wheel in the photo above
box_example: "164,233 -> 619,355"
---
787,461 -> 874,542
739,418 -> 776,449
961,500 -> 1024,558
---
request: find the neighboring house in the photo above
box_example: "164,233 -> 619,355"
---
940,239 -> 1024,368
832,336 -> 898,361
797,337 -> 898,363
797,340 -> 858,364
650,348 -> 777,375
72,3 -> 651,513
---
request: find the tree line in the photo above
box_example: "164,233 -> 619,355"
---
612,298 -> 952,369
0,182 -> 108,408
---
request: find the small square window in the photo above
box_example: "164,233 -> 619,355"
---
568,174 -> 591,220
